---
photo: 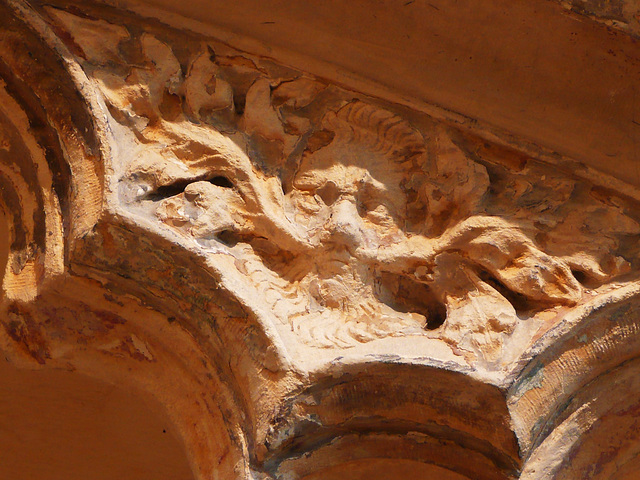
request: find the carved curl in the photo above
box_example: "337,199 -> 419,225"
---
57,9 -> 640,361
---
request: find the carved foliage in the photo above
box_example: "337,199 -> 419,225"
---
45,6 -> 640,361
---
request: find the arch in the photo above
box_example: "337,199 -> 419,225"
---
0,4 -> 262,478
509,281 -> 640,467
3,1 -> 640,479
257,362 -> 521,479
0,358 -> 195,480
0,0 -> 104,300
519,356 -> 640,478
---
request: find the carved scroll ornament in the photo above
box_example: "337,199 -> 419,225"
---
34,6 -> 638,367
2,3 -> 640,479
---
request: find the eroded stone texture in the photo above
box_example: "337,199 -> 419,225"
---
1,1 -> 640,479
558,0 -> 640,37
44,3 -> 640,368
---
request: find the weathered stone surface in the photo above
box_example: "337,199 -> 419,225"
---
1,1 -> 639,479
104,0 -> 640,190
558,0 -> 640,38
0,358 -> 194,480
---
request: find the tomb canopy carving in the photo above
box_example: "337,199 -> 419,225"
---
48,2 -> 639,365
1,1 -> 640,479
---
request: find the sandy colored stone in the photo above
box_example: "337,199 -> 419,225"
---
1,1 -> 640,479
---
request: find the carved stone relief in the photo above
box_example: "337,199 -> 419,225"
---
42,4 -> 640,368
2,1 -> 640,479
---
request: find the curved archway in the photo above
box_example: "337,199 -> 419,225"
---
0,4 -> 254,478
0,358 -> 195,480
258,362 -> 520,479
509,284 -> 640,477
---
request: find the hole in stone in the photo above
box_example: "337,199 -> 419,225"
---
424,300 -> 447,330
216,230 -> 241,247
477,270 -> 538,315
233,92 -> 246,115
571,269 -> 588,285
570,268 -> 601,289
316,181 -> 340,206
207,45 -> 216,62
148,179 -> 192,200
209,176 -> 234,188
145,175 -> 234,201
375,272 -> 447,330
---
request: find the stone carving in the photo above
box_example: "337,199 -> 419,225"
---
41,7 -> 640,363
3,2 -> 640,479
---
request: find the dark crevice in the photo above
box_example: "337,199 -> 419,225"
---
570,268 -> 601,289
209,176 -> 234,188
375,271 -> 447,330
145,175 -> 235,201
477,269 -> 539,315
425,301 -> 447,330
0,182 -> 27,250
571,269 -> 588,285
233,92 -> 246,115
207,45 -> 216,63
216,230 -> 242,247
214,230 -> 281,251
147,179 -> 192,201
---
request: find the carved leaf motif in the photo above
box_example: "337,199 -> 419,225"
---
421,128 -> 490,233
439,216 -> 582,305
52,6 -> 639,356
241,77 -> 298,167
433,253 -> 518,361
182,49 -> 234,119
46,7 -> 129,65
